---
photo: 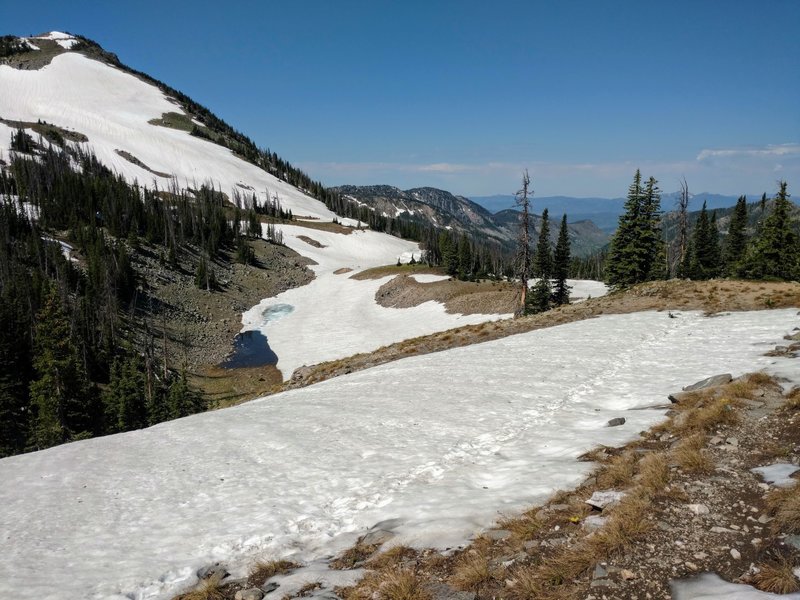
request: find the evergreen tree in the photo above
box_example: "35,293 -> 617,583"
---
28,286 -> 92,449
605,171 -> 664,287
167,371 -> 205,419
744,182 -> 798,280
687,202 -> 721,279
457,235 -> 473,280
533,208 -> 552,279
103,354 -> 147,432
552,214 -> 571,306
724,196 -> 748,276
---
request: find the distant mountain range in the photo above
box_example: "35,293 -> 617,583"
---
333,185 -> 610,257
471,193 -> 752,232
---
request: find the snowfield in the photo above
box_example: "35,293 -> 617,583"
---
1,309 -> 799,600
241,224 -> 509,379
0,52 -> 335,220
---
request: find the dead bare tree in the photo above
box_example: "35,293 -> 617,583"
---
674,177 -> 690,276
515,170 -> 532,317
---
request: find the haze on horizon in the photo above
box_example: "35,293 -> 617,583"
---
4,0 -> 799,198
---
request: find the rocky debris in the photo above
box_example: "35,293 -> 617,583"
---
481,529 -> 512,542
687,503 -> 710,515
582,515 -> 608,531
197,563 -> 229,580
606,417 -> 626,427
585,490 -> 626,510
682,373 -> 732,392
234,589 -> 264,600
427,582 -> 476,600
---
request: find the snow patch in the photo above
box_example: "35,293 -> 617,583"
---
751,463 -> 800,487
671,572 -> 800,599
0,310 -> 798,600
409,274 -> 451,283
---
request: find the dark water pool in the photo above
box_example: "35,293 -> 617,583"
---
220,330 -> 278,369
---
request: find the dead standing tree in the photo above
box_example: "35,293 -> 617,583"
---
673,177 -> 690,276
515,170 -> 532,317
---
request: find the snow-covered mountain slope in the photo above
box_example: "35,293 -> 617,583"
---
1,309 -> 798,600
0,46 -> 334,219
241,224 -> 507,379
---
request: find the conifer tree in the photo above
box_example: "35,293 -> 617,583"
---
687,202 -> 721,279
744,182 -> 797,280
28,286 -> 92,449
457,234 -> 473,280
533,208 -> 553,279
606,171 -> 664,287
103,354 -> 147,432
724,196 -> 748,276
552,214 -> 571,306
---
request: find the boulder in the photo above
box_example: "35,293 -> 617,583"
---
606,417 -> 626,427
197,563 -> 228,581
235,589 -> 264,600
585,490 -> 625,510
682,373 -> 732,392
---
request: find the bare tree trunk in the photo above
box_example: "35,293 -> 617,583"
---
675,177 -> 690,276
515,170 -> 532,317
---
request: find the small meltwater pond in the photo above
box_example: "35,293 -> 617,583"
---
221,304 -> 294,369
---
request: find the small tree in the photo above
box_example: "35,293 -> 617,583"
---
744,181 -> 797,280
687,202 -> 721,279
552,214 -> 571,306
724,195 -> 748,276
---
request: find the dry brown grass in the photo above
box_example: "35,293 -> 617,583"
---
672,433 -> 714,474
174,572 -> 226,600
450,550 -> 495,590
366,545 -> 419,570
330,542 -> 379,569
374,569 -> 433,600
637,452 -> 670,493
785,386 -> 800,410
767,482 -> 800,534
289,581 -> 323,598
595,450 -> 638,488
753,560 -> 800,593
680,397 -> 740,433
248,559 -> 301,586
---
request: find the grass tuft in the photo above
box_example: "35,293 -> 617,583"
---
175,572 -> 226,600
375,569 -> 432,600
330,541 -> 379,570
767,482 -> 800,534
672,433 -> 714,474
248,559 -> 301,586
450,550 -> 495,590
753,561 -> 800,593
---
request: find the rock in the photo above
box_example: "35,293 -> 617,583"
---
683,374 -> 732,392
620,569 -> 636,580
197,564 -> 228,580
606,417 -> 626,427
427,582 -> 476,600
730,548 -> 741,560
482,529 -> 512,541
593,564 -> 608,579
726,437 -> 739,447
260,582 -> 279,593
693,552 -> 708,560
685,561 -> 699,571
590,579 -> 617,589
687,503 -> 710,515
709,435 -> 724,445
361,528 -> 395,546
235,589 -> 264,600
786,535 -> 800,550
586,490 -> 626,510
668,392 -> 691,404
583,515 -> 607,532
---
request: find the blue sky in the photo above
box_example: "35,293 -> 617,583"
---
3,0 -> 799,198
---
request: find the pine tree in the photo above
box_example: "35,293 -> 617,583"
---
103,354 -> 147,432
28,286 -> 92,449
552,214 -> 571,306
533,208 -> 552,279
744,182 -> 797,280
605,171 -> 664,287
457,234 -> 472,280
724,196 -> 748,276
167,371 -> 205,419
687,202 -> 721,279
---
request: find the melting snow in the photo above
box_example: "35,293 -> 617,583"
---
1,309 -> 799,600
672,573 -> 800,599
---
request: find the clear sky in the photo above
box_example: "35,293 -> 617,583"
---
3,0 -> 799,198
